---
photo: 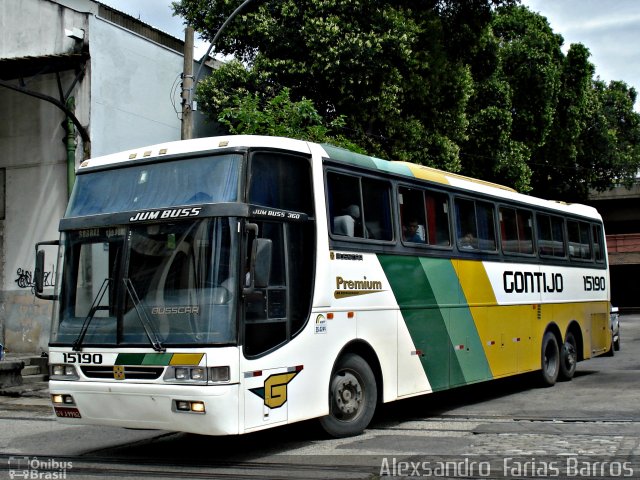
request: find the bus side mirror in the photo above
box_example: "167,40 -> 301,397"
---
35,250 -> 45,294
251,238 -> 272,288
34,240 -> 59,300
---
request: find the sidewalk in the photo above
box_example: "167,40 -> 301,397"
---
0,353 -> 51,409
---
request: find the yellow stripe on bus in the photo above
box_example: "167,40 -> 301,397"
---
169,353 -> 205,365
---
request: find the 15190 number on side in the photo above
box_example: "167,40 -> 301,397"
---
583,276 -> 606,292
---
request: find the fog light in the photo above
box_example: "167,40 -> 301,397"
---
51,394 -> 75,405
175,368 -> 189,380
174,400 -> 206,414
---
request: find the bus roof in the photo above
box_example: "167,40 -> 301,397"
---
78,135 -> 602,221
317,143 -> 601,221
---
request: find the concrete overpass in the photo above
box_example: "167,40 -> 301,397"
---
588,181 -> 640,311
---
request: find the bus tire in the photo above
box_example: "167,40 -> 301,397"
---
540,331 -> 560,387
559,331 -> 577,381
319,353 -> 377,438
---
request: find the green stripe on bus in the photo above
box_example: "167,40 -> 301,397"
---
378,255 -> 490,390
115,353 -> 173,366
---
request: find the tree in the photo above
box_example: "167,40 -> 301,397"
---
174,0 -> 640,199
173,0 -> 509,173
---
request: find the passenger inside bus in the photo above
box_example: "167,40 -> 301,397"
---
459,232 -> 477,249
403,219 -> 424,243
334,204 -> 360,237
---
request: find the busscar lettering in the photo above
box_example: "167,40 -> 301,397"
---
129,207 -> 202,222
503,271 -> 563,294
151,306 -> 200,315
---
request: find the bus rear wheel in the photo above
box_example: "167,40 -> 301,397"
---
540,331 -> 560,386
559,331 -> 577,381
319,353 -> 377,438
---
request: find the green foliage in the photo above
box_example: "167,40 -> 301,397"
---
215,86 -> 364,151
174,0 -> 640,200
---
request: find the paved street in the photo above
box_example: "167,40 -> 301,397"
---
1,314 -> 639,479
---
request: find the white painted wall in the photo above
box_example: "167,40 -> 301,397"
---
89,17 -> 182,155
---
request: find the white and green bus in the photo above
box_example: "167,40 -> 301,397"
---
36,135 -> 611,438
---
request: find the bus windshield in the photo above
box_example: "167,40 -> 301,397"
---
66,154 -> 241,217
51,218 -> 239,347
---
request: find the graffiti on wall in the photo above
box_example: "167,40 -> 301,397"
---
15,266 -> 56,293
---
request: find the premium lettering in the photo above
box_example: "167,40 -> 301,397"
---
336,276 -> 383,291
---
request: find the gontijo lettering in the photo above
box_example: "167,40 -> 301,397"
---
503,271 -> 563,293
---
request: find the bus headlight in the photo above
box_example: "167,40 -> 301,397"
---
208,366 -> 230,383
50,364 -> 79,380
164,366 -> 230,383
166,366 -> 208,384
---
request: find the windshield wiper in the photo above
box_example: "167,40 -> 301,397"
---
72,278 -> 111,351
123,278 -> 165,352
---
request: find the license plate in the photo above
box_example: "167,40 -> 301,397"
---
54,407 -> 82,418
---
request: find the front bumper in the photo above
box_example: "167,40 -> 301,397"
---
49,380 -> 240,436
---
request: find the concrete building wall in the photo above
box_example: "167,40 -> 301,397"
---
0,0 -> 194,353
0,0 -> 90,59
0,70 -> 87,353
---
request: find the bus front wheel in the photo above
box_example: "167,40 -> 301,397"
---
540,331 -> 560,386
319,353 -> 377,438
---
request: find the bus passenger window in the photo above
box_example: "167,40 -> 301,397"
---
399,187 -> 450,246
455,198 -> 496,251
568,220 -> 592,260
399,187 -> 426,243
362,178 -> 393,240
593,224 -> 605,263
537,214 -> 566,257
500,207 -> 533,255
425,191 -> 451,246
327,172 -> 392,240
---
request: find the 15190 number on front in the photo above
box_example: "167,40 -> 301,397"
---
62,353 -> 103,364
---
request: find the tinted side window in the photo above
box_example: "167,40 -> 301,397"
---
328,172 -> 392,240
249,153 -> 313,214
568,220 -> 592,260
399,187 -> 451,246
500,207 -> 534,255
537,214 -> 566,258
455,198 -> 496,251
592,224 -> 605,263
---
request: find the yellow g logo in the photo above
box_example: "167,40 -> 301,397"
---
249,368 -> 302,409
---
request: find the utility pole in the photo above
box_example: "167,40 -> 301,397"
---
181,26 -> 195,140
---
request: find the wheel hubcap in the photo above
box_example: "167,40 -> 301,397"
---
332,372 -> 363,419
